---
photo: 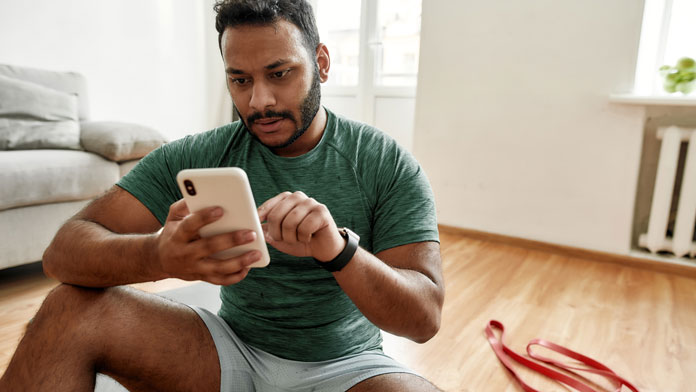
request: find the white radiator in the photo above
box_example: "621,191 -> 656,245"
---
639,126 -> 696,257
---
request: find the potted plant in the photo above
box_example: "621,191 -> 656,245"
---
659,57 -> 696,95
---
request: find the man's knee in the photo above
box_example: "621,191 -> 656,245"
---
41,283 -> 105,311
30,284 -> 108,331
349,373 -> 442,392
15,284 -> 120,364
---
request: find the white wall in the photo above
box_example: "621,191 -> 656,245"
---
0,0 -> 229,141
1,0 -> 653,255
413,1 -> 648,254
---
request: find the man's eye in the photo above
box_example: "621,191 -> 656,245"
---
231,78 -> 249,85
271,69 -> 290,79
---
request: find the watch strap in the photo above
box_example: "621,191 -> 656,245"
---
314,228 -> 359,272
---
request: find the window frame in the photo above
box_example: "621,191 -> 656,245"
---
310,0 -> 420,123
632,0 -> 696,96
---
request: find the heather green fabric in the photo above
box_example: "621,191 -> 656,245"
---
117,108 -> 438,361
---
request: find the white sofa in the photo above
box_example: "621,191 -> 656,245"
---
0,64 -> 167,271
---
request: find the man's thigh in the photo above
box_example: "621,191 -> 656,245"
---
73,285 -> 221,391
348,373 -> 442,392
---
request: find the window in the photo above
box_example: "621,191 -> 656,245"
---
315,0 -> 361,86
311,0 -> 423,150
634,0 -> 696,95
662,0 -> 696,66
375,0 -> 421,87
312,0 -> 422,89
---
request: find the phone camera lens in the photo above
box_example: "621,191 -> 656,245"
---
184,180 -> 196,196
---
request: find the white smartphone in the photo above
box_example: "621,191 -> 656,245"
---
176,167 -> 270,268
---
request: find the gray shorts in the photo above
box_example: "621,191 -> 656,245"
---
190,306 -> 420,392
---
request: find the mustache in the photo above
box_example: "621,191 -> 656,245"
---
246,110 -> 296,124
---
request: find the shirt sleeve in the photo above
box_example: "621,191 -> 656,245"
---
368,140 -> 440,254
116,141 -> 184,225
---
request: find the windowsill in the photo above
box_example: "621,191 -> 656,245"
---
609,93 -> 696,106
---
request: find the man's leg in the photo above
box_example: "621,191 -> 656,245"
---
0,284 -> 221,392
349,373 -> 442,392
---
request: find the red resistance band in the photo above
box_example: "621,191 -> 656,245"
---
485,320 -> 640,392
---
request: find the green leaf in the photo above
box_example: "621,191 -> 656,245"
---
676,57 -> 696,71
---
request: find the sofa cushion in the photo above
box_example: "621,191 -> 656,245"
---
0,75 -> 81,150
0,200 -> 90,269
0,150 -> 119,211
81,121 -> 167,162
119,159 -> 141,178
0,64 -> 90,121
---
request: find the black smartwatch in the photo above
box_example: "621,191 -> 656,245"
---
314,228 -> 360,272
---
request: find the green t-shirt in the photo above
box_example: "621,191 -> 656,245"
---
117,108 -> 439,361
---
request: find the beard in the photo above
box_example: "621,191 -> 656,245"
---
236,69 -> 322,150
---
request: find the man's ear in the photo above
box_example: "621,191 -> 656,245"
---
316,43 -> 330,83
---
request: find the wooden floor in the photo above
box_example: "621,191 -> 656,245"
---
1,231 -> 695,391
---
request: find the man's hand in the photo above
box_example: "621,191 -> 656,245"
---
258,191 -> 444,342
155,199 -> 262,285
257,191 -> 345,261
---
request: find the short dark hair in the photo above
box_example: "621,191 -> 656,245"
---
213,0 -> 320,57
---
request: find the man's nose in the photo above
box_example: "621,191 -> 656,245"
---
249,81 -> 276,112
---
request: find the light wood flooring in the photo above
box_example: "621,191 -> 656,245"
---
1,231 -> 695,391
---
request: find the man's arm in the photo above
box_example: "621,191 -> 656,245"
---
258,191 -> 445,343
43,186 -> 262,287
333,241 -> 443,343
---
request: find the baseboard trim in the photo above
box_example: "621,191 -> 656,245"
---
438,225 -> 696,278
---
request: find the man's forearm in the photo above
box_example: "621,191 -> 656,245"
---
43,219 -> 164,287
333,246 -> 444,343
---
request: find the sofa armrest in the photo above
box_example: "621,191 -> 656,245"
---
80,121 -> 167,162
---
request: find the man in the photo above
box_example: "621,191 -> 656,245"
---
0,0 -> 445,390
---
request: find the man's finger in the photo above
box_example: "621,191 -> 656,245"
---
257,191 -> 292,222
167,198 -> 191,221
297,207 -> 329,243
212,251 -> 261,275
189,230 -> 256,258
176,206 -> 223,240
281,199 -> 315,243
265,192 -> 310,242
197,252 -> 259,281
